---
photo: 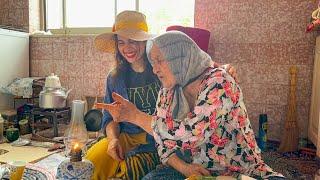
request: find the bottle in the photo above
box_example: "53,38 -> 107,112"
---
258,114 -> 268,151
56,100 -> 93,179
0,114 -> 4,142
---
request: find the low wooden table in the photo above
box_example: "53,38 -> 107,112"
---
0,143 -> 55,163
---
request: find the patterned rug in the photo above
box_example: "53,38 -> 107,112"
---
262,151 -> 320,180
0,149 -> 8,156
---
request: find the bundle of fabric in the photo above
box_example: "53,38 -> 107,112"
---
0,77 -> 45,98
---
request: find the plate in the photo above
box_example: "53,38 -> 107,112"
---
10,138 -> 31,147
1,163 -> 55,180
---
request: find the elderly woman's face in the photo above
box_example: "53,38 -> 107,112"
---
149,45 -> 176,88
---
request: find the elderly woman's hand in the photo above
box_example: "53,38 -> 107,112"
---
95,92 -> 138,123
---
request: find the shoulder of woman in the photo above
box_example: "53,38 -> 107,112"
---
206,67 -> 228,78
201,67 -> 235,87
106,68 -> 126,87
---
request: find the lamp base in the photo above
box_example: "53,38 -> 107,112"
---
56,158 -> 94,179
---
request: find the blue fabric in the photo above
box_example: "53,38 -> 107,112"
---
101,71 -> 157,154
142,165 -> 185,180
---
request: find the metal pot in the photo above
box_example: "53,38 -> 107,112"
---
39,87 -> 72,109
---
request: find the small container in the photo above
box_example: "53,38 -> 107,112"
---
6,128 -> 19,142
19,119 -> 30,135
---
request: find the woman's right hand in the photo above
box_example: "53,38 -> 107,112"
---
180,163 -> 211,177
107,138 -> 124,161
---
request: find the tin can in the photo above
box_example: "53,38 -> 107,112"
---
258,114 -> 268,151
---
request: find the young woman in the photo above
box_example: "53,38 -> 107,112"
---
102,31 -> 284,179
88,11 -> 238,180
85,11 -> 161,180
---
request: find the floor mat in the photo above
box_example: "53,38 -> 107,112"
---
261,143 -> 320,180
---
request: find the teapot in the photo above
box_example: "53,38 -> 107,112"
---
39,73 -> 72,109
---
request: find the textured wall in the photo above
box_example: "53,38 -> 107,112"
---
0,0 -> 29,31
30,35 -> 115,102
29,1 -> 318,141
195,0 -> 318,140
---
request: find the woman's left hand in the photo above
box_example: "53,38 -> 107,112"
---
222,64 -> 239,83
95,92 -> 138,123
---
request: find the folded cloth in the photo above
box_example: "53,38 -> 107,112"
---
0,77 -> 44,98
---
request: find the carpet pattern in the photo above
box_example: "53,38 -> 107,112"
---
262,151 -> 319,180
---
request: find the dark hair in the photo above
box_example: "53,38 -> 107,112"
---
111,35 -> 149,79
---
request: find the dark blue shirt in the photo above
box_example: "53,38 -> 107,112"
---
101,65 -> 161,155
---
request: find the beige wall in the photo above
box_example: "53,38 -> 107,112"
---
195,0 -> 318,140
30,35 -> 116,102
0,0 -> 29,31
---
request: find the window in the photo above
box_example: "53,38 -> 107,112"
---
45,0 -> 194,34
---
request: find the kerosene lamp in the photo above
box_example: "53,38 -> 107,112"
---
56,100 -> 94,179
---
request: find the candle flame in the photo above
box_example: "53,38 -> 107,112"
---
73,143 -> 79,150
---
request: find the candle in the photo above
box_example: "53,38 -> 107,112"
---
70,142 -> 82,162
72,143 -> 80,153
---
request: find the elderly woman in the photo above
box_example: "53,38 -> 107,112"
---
103,31 -> 284,179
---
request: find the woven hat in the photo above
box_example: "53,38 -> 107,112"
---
94,10 -> 152,53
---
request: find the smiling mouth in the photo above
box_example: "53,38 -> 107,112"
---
125,52 -> 136,58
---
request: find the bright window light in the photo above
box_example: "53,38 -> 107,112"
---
117,0 -> 136,14
140,0 -> 194,34
46,0 -> 63,29
66,0 -> 115,27
45,0 -> 195,34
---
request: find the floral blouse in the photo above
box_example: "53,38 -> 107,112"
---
151,67 -> 283,179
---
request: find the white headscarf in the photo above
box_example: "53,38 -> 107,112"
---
146,31 -> 212,119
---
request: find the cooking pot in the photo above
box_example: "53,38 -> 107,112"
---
39,73 -> 72,109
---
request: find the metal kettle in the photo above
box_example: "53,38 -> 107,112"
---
39,73 -> 72,109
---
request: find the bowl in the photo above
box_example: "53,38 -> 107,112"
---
84,109 -> 102,132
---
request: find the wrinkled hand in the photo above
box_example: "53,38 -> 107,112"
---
95,92 -> 138,123
107,138 -> 124,161
180,163 -> 211,178
222,64 -> 239,83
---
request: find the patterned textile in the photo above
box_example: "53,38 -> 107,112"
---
142,165 -> 185,180
262,151 -> 318,180
85,133 -> 148,179
0,77 -> 44,98
152,67 -> 283,179
125,152 -> 160,180
0,78 -> 34,98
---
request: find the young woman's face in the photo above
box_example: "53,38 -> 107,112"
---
149,45 -> 176,88
117,35 -> 146,64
